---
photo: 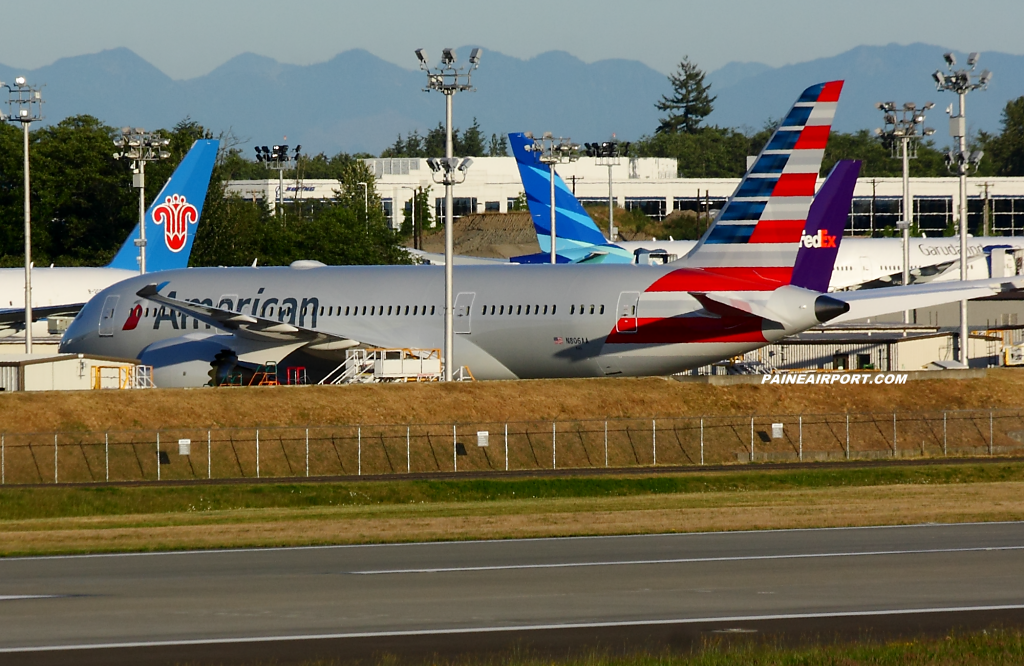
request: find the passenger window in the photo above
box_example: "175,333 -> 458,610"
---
405,306 -> 409,315
387,306 -> 393,316
570,305 -> 575,315
413,306 -> 418,315
500,305 -> 505,315
525,305 -> 531,315
362,306 -> 367,315
517,305 -> 522,315
431,305 -> 436,315
600,305 -> 605,315
589,305 -> 595,315
543,305 -> 548,315
552,304 -> 556,315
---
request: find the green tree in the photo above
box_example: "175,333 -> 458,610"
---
459,118 -> 486,156
655,57 -> 715,135
487,133 -> 508,157
635,126 -> 754,177
979,97 -> 1024,176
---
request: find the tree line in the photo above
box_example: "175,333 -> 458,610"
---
0,117 -> 409,268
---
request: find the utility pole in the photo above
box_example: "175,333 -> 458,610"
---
587,139 -> 628,240
114,128 -> 171,275
527,133 -> 581,264
418,47 -> 481,381
255,144 -> 300,217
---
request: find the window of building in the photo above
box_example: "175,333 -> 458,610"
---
485,201 -> 500,213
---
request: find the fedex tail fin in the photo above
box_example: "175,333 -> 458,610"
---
508,133 -> 610,254
107,139 -> 219,272
681,81 -> 843,281
790,160 -> 860,293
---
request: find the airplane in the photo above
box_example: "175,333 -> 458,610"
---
58,82 -> 1023,387
505,132 -> 1024,290
0,139 -> 219,337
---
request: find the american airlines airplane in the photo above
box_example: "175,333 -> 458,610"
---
505,133 -> 1024,290
59,82 -> 1023,387
0,139 -> 218,336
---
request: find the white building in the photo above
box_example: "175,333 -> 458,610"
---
225,157 -> 1024,236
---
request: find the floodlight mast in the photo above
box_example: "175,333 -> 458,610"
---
113,128 -> 171,275
587,139 -> 628,240
2,76 -> 43,354
527,134 -> 582,263
418,47 -> 481,381
933,51 -> 990,364
874,100 -> 934,323
255,144 -> 299,216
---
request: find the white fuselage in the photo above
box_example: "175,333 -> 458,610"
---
0,267 -> 137,311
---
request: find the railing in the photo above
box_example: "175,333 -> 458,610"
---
1,408 -> 1023,486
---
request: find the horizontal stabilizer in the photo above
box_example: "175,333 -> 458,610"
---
828,277 -> 1024,325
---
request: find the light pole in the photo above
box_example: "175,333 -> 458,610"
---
526,133 -> 581,264
874,101 -> 935,322
417,47 -> 481,381
2,76 -> 43,354
585,140 -> 629,240
113,128 -> 171,275
933,51 -> 991,364
255,144 -> 299,216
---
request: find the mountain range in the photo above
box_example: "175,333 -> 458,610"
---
0,43 -> 1020,156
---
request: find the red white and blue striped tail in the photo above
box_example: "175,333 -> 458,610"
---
681,81 -> 844,284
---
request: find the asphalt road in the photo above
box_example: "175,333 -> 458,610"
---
3,522 -> 1024,665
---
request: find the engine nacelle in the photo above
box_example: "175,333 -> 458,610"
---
139,333 -> 242,388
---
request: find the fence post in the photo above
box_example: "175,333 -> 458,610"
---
990,410 -> 994,455
700,418 -> 704,466
798,416 -> 803,462
156,432 -> 160,482
943,411 -> 947,456
504,423 -> 508,472
358,427 -> 362,476
604,421 -> 608,468
845,414 -> 850,459
54,434 -> 58,484
652,419 -> 656,466
750,416 -> 754,463
893,412 -> 897,458
406,427 -> 410,473
256,428 -> 260,479
208,430 -> 212,480
306,428 -> 310,477
552,422 -> 556,470
453,424 -> 457,472
105,433 -> 109,482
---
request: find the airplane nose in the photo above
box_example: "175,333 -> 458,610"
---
814,294 -> 850,323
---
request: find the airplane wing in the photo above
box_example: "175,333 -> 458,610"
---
136,283 -> 358,352
827,276 -> 1024,325
0,303 -> 85,326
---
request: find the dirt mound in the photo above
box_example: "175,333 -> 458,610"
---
417,213 -> 540,259
3,371 -> 1024,434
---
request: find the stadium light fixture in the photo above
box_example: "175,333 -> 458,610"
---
3,75 -> 44,353
525,134 -> 581,264
934,50 -> 990,363
417,46 -> 481,382
113,128 -> 173,276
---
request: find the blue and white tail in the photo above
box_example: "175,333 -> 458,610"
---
107,139 -> 219,272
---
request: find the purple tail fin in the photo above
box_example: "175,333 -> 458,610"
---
790,160 -> 861,293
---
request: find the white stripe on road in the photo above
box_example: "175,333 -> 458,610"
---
350,545 -> 1024,575
4,604 -> 1024,653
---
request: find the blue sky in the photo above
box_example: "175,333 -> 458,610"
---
3,0 -> 1023,78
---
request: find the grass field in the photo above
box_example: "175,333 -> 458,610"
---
271,629 -> 1024,666
1,462 -> 1022,557
4,369 -> 1024,434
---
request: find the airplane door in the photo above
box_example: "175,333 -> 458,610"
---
615,291 -> 640,333
454,292 -> 476,334
98,295 -> 120,337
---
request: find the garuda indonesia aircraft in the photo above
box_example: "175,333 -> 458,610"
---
0,139 -> 218,336
506,132 -> 1024,290
60,83 -> 1022,386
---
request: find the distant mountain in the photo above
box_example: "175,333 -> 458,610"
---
707,43 -> 1021,139
1,43 -> 1020,155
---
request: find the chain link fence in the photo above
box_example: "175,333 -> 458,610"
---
2,409 -> 1024,485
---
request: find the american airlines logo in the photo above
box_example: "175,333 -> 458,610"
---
800,229 -> 837,249
152,194 -> 199,253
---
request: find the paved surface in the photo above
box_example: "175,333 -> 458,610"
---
2,522 -> 1024,664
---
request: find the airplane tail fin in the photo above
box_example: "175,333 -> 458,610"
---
681,81 -> 843,283
790,159 -> 861,292
508,133 -> 609,254
107,139 -> 219,272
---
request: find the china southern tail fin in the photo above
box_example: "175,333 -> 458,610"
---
107,139 -> 219,272
790,159 -> 860,292
681,81 -> 843,283
508,133 -> 615,258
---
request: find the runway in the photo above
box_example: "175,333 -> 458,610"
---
2,522 -> 1024,664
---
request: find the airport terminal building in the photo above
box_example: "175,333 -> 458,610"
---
225,156 -> 1024,236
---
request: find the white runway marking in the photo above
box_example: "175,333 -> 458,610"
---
0,595 -> 63,601
350,545 -> 1024,575
4,604 -> 1024,653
